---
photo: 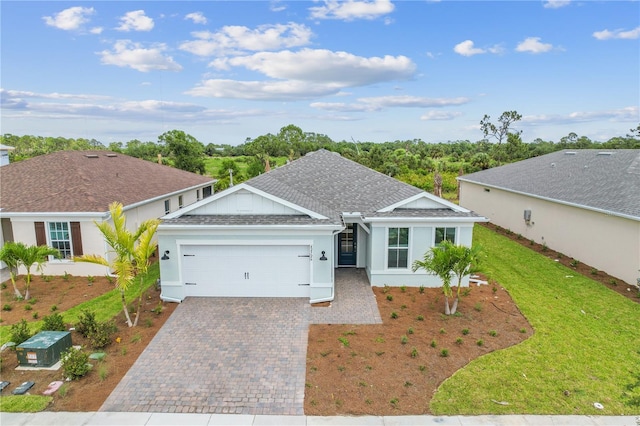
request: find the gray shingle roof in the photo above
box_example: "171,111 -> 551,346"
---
245,149 -> 423,222
163,214 -> 332,226
0,151 -> 215,213
458,149 -> 640,219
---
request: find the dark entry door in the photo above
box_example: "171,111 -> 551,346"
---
338,224 -> 357,266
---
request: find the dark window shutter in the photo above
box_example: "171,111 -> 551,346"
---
34,222 -> 46,246
70,222 -> 83,256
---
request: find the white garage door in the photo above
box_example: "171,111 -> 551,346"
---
181,245 -> 311,298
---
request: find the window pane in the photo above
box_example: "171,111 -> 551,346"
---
398,228 -> 409,247
388,249 -> 398,268
388,228 -> 398,246
397,249 -> 408,268
48,222 -> 72,259
446,228 -> 456,243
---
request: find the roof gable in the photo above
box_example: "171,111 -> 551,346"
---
378,192 -> 469,213
0,151 -> 215,213
459,149 -> 640,219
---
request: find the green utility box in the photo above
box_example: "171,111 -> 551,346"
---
16,331 -> 72,368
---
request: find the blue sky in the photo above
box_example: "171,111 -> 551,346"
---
1,1 -> 638,146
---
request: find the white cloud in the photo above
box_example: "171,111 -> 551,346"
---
516,37 -> 553,53
180,23 -> 313,56
543,0 -> 571,9
593,26 -> 640,40
185,12 -> 207,25
453,40 -> 486,56
98,40 -> 182,72
312,96 -> 469,112
186,79 -> 341,101
270,1 -> 287,12
211,48 -> 416,87
43,6 -> 95,31
116,10 -> 154,32
90,27 -> 103,35
309,0 -> 394,21
522,106 -> 639,124
420,111 -> 463,121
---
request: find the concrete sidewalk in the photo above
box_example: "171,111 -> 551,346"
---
1,412 -> 638,425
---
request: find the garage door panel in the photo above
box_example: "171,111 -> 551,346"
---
181,245 -> 310,298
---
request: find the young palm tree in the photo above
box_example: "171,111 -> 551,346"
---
0,241 -> 26,299
75,202 -> 159,327
413,240 -> 482,315
17,244 -> 61,300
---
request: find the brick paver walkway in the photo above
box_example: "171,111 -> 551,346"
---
101,269 -> 380,415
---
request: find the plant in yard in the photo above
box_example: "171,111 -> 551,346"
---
412,240 -> 482,315
419,365 -> 426,372
87,275 -> 95,284
474,302 -> 483,312
32,312 -> 39,319
10,319 -> 33,345
488,330 -> 498,337
456,337 -> 463,345
410,347 -> 419,358
41,312 -> 66,331
440,348 -> 449,357
61,347 -> 90,380
0,241 -> 60,300
75,202 -> 160,327
416,315 -> 424,321
570,259 -> 579,267
400,285 -> 407,293
2,304 -> 12,311
390,398 -> 399,408
338,336 -> 350,347
63,271 -> 71,281
407,327 -> 414,335
419,285 -> 425,294
439,328 -> 446,334
386,294 -> 393,301
88,321 -> 118,349
609,279 -> 617,286
430,339 -> 437,348
462,328 -> 470,335
590,268 -> 598,275
400,335 -> 408,344
476,339 -> 484,347
390,311 -> 398,319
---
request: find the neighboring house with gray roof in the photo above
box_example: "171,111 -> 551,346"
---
158,149 -> 487,303
0,150 -> 215,276
458,149 -> 640,286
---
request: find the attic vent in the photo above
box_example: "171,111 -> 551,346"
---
597,152 -> 613,156
106,154 -> 117,157
564,151 -> 577,155
84,154 -> 99,158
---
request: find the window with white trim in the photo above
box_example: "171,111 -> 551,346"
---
196,189 -> 201,201
178,195 -> 184,209
164,199 -> 170,214
435,227 -> 456,245
48,222 -> 72,259
388,227 -> 409,268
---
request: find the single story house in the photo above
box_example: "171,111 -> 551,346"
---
158,149 -> 487,304
0,150 -> 215,276
458,149 -> 640,287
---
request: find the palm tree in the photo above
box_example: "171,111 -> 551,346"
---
413,240 -> 482,315
16,244 -> 60,300
0,241 -> 26,298
75,202 -> 159,327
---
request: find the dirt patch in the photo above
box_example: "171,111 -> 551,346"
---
304,281 -> 532,415
0,274 -> 176,411
482,223 -> 640,304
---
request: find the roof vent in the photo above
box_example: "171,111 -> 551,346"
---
564,151 -> 577,155
596,152 -> 613,156
551,163 -> 556,168
84,154 -> 99,159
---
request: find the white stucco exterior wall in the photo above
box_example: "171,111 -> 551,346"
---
460,181 -> 640,286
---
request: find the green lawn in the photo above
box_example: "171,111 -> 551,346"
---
430,225 -> 640,415
0,263 -> 160,345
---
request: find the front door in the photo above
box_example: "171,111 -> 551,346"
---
338,224 -> 357,266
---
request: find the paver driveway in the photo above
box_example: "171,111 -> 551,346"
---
101,298 -> 310,415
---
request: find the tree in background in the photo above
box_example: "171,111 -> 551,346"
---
480,110 -> 522,144
158,130 -> 206,174
75,202 -> 160,327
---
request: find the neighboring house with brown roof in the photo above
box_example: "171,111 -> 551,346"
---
0,150 -> 215,276
157,149 -> 488,304
458,149 -> 640,287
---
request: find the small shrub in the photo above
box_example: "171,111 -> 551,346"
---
374,336 -> 385,343
590,268 -> 598,275
386,294 -> 393,301
400,285 -> 407,293
24,304 -> 32,311
10,319 -> 33,345
320,350 -> 331,357
516,233 -> 522,240
556,252 -> 563,259
419,365 -> 426,372
390,312 -> 398,319
404,381 -> 413,387
505,228 -> 513,235
520,328 -> 527,333
407,327 -> 414,335
492,286 -> 498,294
50,305 -> 58,312
542,243 -> 548,252
400,335 -> 408,345
477,339 -> 484,347
382,285 -> 390,294
61,347 -> 90,380
32,312 -> 39,319
98,365 -> 108,381
27,298 -> 37,305
390,398 -> 399,408
144,318 -> 153,328
120,346 -> 127,356
2,304 -> 12,311
439,328 -> 446,334
375,351 -> 385,356
43,275 -> 53,282
400,304 -> 407,310
76,309 -> 98,338
337,365 -> 345,372
410,347 -> 418,358
456,337 -> 463,345
462,328 -> 470,335
529,239 -> 534,245
88,321 -> 117,349
338,337 -> 350,347
419,285 -> 425,294
1,282 -> 6,289
62,271 -> 71,281
474,303 -> 483,312
440,348 -> 449,357
87,275 -> 95,284
609,279 -> 618,286
489,330 -> 498,337
41,312 -> 66,331
462,288 -> 471,296
416,315 -> 424,321
570,259 -> 579,267
430,340 -> 437,348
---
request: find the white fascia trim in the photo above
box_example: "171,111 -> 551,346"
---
123,181 -> 215,213
458,180 -> 640,222
158,224 -> 342,231
1,212 -> 108,219
341,212 -> 370,234
377,192 -> 470,213
364,216 -> 489,223
163,183 -> 327,220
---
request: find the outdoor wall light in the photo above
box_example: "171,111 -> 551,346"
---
319,251 -> 327,261
161,250 -> 170,260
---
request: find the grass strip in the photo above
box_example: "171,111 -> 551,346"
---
0,395 -> 53,412
430,225 -> 640,415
